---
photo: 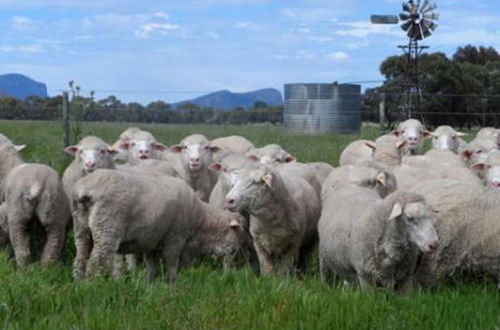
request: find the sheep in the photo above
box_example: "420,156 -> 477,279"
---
476,127 -> 499,143
62,136 -> 117,194
402,149 -> 465,168
339,140 -> 374,166
308,162 -> 335,183
0,142 -> 25,198
210,135 -> 255,162
409,180 -> 500,287
365,135 -> 407,167
224,164 -> 321,275
72,169 -> 205,283
321,165 -> 397,200
167,134 -> 220,201
461,137 -> 497,167
209,154 -> 249,209
245,144 -> 296,164
318,189 -> 438,291
392,119 -> 431,155
117,130 -> 168,165
110,127 -> 142,164
470,150 -> 500,189
430,125 -> 467,154
4,163 -> 71,267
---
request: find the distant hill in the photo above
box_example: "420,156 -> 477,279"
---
175,88 -> 283,110
0,73 -> 48,99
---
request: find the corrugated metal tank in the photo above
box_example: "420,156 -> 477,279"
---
284,83 -> 361,134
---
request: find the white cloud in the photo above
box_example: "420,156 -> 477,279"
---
326,51 -> 349,61
281,8 -> 340,22
152,11 -> 169,20
335,20 -> 401,38
0,43 -> 44,54
11,16 -> 36,30
234,22 -> 250,29
136,23 -> 180,38
207,31 -> 221,40
308,36 -> 333,43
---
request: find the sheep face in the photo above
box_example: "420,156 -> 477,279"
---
431,126 -> 466,152
472,151 -> 500,189
224,167 -> 272,212
392,119 -> 431,153
246,144 -> 295,165
171,135 -> 220,172
210,155 -> 248,188
120,131 -> 167,164
65,137 -> 115,173
389,202 -> 438,254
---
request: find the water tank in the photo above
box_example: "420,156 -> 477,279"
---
284,83 -> 361,134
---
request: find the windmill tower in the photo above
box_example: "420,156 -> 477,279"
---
371,0 -> 439,119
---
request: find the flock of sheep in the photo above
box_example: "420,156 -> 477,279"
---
1,119 -> 500,291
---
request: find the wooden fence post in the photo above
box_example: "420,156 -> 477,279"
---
379,93 -> 386,133
62,91 -> 70,149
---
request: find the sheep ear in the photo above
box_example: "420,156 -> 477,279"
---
64,145 -> 79,155
169,144 -> 183,153
247,155 -> 259,162
456,132 -> 467,137
365,141 -> 376,150
119,142 -> 130,151
208,145 -> 221,153
376,172 -> 387,187
209,163 -> 223,172
15,144 -> 26,152
107,148 -> 118,156
471,162 -> 485,171
284,154 -> 296,163
155,143 -> 168,151
389,203 -> 403,220
461,149 -> 472,160
262,172 -> 273,187
397,140 -> 407,149
423,130 -> 432,139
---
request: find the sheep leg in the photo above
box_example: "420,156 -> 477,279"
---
8,218 -> 31,268
319,256 -> 332,284
161,237 -> 186,285
254,243 -> 274,275
358,273 -> 375,292
86,235 -> 119,279
112,254 -> 125,278
40,223 -> 66,267
144,252 -> 158,283
73,223 -> 92,280
125,254 -> 139,271
276,246 -> 299,275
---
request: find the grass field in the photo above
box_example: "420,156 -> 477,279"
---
0,120 -> 499,330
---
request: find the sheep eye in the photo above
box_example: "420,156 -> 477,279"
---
131,143 -> 136,147
476,149 -> 483,154
433,136 -> 438,140
100,150 -> 106,154
452,136 -> 457,140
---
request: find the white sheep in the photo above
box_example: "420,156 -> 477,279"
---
245,144 -> 296,164
461,137 -> 498,167
430,125 -> 467,154
224,164 -> 321,274
470,150 -> 500,189
208,154 -> 249,209
338,140 -> 374,166
319,189 -> 438,291
210,135 -> 255,162
392,119 -> 431,155
117,130 -> 168,165
109,127 -> 142,164
167,134 -> 220,201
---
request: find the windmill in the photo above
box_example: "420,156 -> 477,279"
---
371,0 -> 439,119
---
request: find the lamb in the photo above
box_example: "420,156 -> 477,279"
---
245,144 -> 296,164
72,169 -> 205,283
1,141 -> 71,267
117,129 -> 168,165
224,164 -> 321,275
62,136 -> 117,194
409,180 -> 500,287
210,135 -> 254,162
318,189 -> 438,291
430,125 -> 467,154
338,140 -> 374,166
167,134 -> 220,201
392,119 -> 431,155
470,150 -> 500,189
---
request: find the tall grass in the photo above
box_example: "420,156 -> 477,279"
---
0,120 -> 498,329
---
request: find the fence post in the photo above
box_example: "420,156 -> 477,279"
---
379,93 -> 386,133
62,91 -> 70,149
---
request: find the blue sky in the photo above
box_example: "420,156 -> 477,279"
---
1,0 -> 499,104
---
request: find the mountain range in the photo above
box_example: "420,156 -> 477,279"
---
0,74 -> 48,99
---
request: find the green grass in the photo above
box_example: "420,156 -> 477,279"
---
0,120 -> 499,330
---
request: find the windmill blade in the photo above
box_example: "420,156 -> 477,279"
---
402,1 -> 412,12
420,0 -> 430,12
417,22 -> 426,39
423,12 -> 439,20
423,2 -> 437,13
371,15 -> 399,24
406,24 -> 415,38
399,12 -> 411,21
416,0 -> 421,11
422,18 -> 438,31
401,20 -> 413,31
421,23 -> 432,38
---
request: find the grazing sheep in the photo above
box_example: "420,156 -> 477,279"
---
167,134 -> 220,201
224,164 -> 321,275
392,119 -> 431,155
62,136 -> 117,194
339,140 -> 374,166
72,169 -> 204,283
118,130 -> 167,165
245,144 -> 296,164
430,125 -> 467,154
319,189 -> 438,291
210,135 -> 255,162
410,180 -> 500,287
321,165 -> 397,200
4,163 -> 71,267
470,150 -> 500,189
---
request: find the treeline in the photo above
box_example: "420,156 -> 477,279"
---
0,94 -> 283,124
363,45 -> 500,128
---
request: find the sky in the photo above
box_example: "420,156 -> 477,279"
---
0,0 -> 499,104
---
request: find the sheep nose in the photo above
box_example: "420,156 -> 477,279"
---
224,198 -> 235,209
408,137 -> 419,143
191,157 -> 200,163
85,162 -> 96,169
492,181 -> 500,189
139,150 -> 149,155
427,241 -> 439,253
